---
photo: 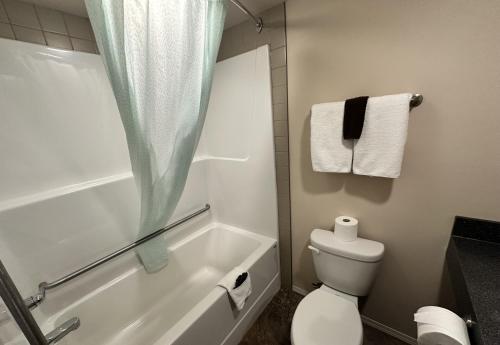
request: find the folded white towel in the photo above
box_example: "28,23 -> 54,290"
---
217,266 -> 252,311
310,101 -> 353,173
353,93 -> 412,178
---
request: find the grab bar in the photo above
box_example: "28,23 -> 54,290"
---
25,204 -> 211,310
1,260 -> 80,344
0,260 -> 49,344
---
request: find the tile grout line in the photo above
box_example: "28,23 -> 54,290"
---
4,21 -> 94,45
33,5 -> 48,46
0,0 -> 17,41
1,1 -> 96,53
61,12 -> 75,50
282,1 -> 293,290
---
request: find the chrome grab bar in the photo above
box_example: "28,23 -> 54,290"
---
0,260 -> 48,344
0,260 -> 80,344
25,204 -> 211,310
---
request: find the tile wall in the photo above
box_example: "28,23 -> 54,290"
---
217,4 -> 291,288
0,0 -> 97,53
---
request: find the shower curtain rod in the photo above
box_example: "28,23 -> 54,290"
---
230,0 -> 264,33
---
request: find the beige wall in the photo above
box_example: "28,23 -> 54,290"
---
218,5 -> 293,288
286,0 -> 500,336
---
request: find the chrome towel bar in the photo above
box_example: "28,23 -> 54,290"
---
410,94 -> 423,109
25,204 -> 211,310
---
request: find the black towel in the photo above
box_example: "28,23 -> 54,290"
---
234,272 -> 248,289
343,96 -> 369,139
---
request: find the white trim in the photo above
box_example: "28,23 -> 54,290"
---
292,284 -> 308,296
361,315 -> 417,345
291,285 -> 417,345
0,172 -> 132,212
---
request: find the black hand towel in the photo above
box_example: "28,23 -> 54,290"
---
234,272 -> 248,289
343,96 -> 369,139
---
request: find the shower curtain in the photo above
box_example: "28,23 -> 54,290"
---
85,0 -> 227,272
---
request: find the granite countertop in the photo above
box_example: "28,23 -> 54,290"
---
446,217 -> 500,345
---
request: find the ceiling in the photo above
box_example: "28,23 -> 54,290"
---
22,0 -> 284,29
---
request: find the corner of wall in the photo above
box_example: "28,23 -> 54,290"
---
218,4 -> 292,289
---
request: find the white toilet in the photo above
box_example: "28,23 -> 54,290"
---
291,228 -> 385,345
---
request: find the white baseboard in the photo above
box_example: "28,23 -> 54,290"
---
291,284 -> 308,296
361,315 -> 417,345
291,285 -> 416,345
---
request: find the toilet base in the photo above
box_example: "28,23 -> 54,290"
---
291,285 -> 363,345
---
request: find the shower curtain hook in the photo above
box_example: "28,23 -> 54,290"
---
256,17 -> 263,33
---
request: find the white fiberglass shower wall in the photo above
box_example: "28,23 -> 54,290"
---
0,38 -> 278,345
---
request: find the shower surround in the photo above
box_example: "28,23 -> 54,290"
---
0,39 -> 279,345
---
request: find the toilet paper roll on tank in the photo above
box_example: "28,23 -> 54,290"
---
333,216 -> 358,241
414,306 -> 471,345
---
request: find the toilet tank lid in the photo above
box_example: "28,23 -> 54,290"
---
310,229 -> 384,262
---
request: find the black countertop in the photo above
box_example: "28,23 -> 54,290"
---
446,217 -> 500,345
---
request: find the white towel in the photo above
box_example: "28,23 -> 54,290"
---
217,267 -> 252,311
310,102 -> 353,172
353,93 -> 412,178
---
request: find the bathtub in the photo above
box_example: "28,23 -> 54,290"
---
0,41 -> 278,345
38,223 -> 279,345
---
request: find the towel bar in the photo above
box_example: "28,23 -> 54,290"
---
410,94 -> 423,109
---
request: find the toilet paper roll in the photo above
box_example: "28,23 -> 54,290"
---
333,216 -> 358,242
417,328 -> 466,345
415,306 -> 471,345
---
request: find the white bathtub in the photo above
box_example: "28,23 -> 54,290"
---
0,41 -> 278,345
38,223 -> 279,345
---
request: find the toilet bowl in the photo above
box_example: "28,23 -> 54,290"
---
291,285 -> 362,345
291,228 -> 384,345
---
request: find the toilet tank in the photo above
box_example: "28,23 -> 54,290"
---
309,229 -> 384,296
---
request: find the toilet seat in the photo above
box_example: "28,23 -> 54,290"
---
291,287 -> 363,345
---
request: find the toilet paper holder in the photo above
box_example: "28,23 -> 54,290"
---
463,315 -> 475,328
415,307 -> 473,345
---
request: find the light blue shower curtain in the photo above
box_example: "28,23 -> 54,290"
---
85,0 -> 227,272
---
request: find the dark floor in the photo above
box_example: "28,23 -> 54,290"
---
239,289 -> 408,345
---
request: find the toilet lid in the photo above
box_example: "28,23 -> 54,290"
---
291,289 -> 363,345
